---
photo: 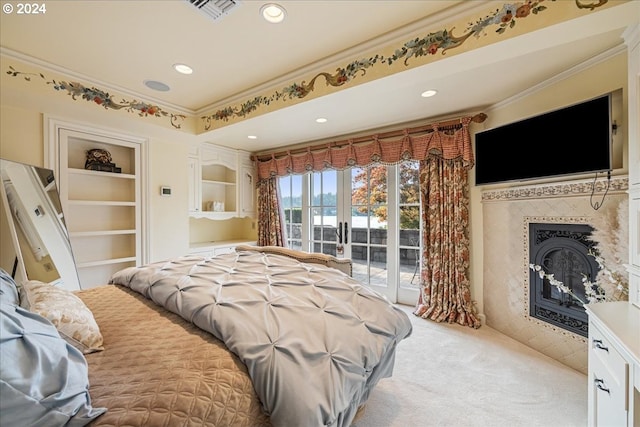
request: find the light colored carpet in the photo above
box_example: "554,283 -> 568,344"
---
353,305 -> 587,427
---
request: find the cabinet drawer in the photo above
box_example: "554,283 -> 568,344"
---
590,351 -> 628,424
590,325 -> 629,389
629,273 -> 639,308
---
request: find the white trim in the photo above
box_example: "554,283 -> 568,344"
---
487,44 -> 627,113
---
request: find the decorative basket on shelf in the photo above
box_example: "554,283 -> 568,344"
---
85,148 -> 121,173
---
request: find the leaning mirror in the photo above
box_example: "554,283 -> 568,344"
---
0,158 -> 81,290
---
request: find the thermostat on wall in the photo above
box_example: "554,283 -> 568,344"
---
160,186 -> 172,196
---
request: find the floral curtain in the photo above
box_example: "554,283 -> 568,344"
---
257,177 -> 286,247
254,114 -> 484,179
254,114 -> 484,327
413,155 -> 481,328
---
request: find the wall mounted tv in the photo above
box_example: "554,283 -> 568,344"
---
474,94 -> 612,185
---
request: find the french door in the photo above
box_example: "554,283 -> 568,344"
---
279,162 -> 420,305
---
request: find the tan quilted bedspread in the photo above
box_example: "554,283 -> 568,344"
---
77,284 -> 271,427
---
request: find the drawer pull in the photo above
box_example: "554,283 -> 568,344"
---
594,378 -> 610,394
592,339 -> 609,352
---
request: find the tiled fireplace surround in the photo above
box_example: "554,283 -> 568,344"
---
481,176 -> 628,374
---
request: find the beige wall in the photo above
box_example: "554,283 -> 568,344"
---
0,103 -> 193,265
0,96 -> 259,267
469,50 -> 628,321
0,48 -> 628,323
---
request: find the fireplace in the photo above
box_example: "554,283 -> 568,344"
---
481,176 -> 628,373
528,223 -> 600,337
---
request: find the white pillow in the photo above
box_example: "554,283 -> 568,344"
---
20,280 -> 104,354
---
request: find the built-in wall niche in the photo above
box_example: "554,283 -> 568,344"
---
48,120 -> 146,289
188,142 -> 255,220
201,163 -> 236,213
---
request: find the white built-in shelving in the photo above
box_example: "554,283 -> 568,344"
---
188,142 -> 255,220
49,123 -> 145,289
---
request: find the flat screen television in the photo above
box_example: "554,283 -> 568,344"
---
474,94 -> 612,185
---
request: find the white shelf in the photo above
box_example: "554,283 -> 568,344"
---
68,168 -> 135,180
70,229 -> 136,237
190,211 -> 237,220
76,256 -> 137,268
203,180 -> 236,186
68,200 -> 136,206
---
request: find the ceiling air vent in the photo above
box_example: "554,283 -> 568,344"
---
186,0 -> 240,21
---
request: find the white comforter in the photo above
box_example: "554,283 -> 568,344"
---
110,249 -> 412,427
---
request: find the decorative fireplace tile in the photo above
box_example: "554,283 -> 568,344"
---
481,176 -> 628,374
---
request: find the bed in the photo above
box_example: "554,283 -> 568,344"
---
0,246 -> 412,427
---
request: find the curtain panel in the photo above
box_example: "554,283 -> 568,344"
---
255,116 -> 475,180
414,157 -> 481,328
257,177 -> 286,247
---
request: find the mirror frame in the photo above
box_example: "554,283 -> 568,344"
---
0,158 -> 81,290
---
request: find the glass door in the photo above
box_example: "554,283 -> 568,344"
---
279,163 -> 420,305
348,165 -> 390,297
396,161 -> 421,304
310,170 -> 339,256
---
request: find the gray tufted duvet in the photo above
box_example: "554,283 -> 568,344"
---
110,249 -> 412,427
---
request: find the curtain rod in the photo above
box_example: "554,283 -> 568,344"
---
252,112 -> 487,162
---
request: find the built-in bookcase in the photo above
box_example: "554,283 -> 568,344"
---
48,121 -> 145,289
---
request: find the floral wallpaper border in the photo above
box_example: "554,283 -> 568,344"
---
5,66 -> 187,129
3,0 -> 611,132
201,0 -> 610,130
481,176 -> 628,202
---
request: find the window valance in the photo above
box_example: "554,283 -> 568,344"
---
254,113 -> 486,180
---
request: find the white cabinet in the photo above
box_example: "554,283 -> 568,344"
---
188,240 -> 256,257
239,153 -> 256,217
188,156 -> 200,213
188,144 -> 256,220
54,127 -> 144,289
586,27 -> 640,427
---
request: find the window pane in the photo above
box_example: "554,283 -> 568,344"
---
399,161 -> 419,204
400,206 -> 420,230
291,175 -> 302,207
369,245 -> 387,287
351,207 -> 368,244
351,167 -> 365,205
368,165 -> 387,206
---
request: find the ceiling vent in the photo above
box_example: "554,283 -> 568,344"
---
186,0 -> 240,21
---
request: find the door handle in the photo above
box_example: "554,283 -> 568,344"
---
344,222 -> 349,244
337,222 -> 342,244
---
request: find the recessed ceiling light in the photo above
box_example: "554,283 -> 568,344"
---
260,3 -> 286,23
248,135 -> 258,140
421,89 -> 438,98
144,80 -> 170,92
173,63 -> 193,75
316,117 -> 328,123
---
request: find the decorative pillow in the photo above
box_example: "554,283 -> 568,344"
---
0,268 -> 20,306
19,280 -> 104,354
0,302 -> 107,425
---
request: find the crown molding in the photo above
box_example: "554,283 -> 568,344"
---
486,43 -> 627,114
